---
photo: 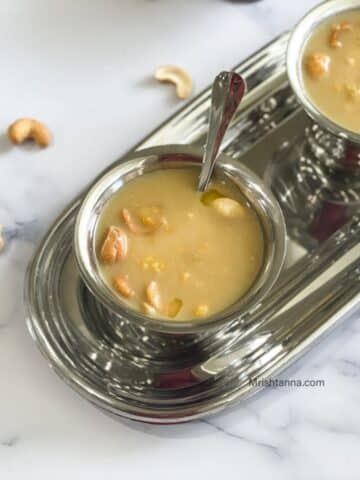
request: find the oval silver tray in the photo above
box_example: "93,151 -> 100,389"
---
25,33 -> 360,424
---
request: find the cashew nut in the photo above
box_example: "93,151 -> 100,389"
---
146,280 -> 162,310
113,275 -> 134,298
143,302 -> 157,316
306,53 -> 331,78
100,226 -> 128,264
121,207 -> 167,234
211,197 -> 246,218
329,22 -> 351,48
154,66 -> 193,99
7,118 -> 52,147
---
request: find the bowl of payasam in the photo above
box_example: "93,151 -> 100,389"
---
75,145 -> 286,334
288,0 -> 360,141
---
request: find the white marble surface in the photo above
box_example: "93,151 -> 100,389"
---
0,0 -> 359,478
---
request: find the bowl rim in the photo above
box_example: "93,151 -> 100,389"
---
74,144 -> 287,334
287,0 -> 360,144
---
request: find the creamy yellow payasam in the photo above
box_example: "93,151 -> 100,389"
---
303,10 -> 360,133
96,169 -> 264,321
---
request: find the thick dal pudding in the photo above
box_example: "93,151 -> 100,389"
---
96,169 -> 264,321
303,10 -> 360,133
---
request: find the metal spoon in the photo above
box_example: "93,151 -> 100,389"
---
198,71 -> 246,192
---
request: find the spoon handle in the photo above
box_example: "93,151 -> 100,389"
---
198,71 -> 246,192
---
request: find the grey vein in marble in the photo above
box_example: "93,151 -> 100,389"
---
200,419 -> 283,458
2,220 -> 41,245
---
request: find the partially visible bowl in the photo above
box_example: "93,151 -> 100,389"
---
287,0 -> 360,143
74,144 -> 286,335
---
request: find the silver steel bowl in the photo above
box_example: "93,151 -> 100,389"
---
287,0 -> 360,144
74,144 -> 286,335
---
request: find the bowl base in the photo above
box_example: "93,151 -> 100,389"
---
266,122 -> 360,248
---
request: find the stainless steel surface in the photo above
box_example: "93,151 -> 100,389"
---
197,72 -> 245,192
25,31 -> 360,423
74,145 -> 286,336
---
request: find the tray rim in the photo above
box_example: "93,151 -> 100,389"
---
25,222 -> 359,423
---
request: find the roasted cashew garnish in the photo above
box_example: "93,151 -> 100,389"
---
143,302 -> 157,316
211,197 -> 245,218
306,53 -> 331,78
113,275 -> 134,298
329,22 -> 352,48
100,226 -> 128,264
7,118 -> 52,147
146,280 -> 162,310
121,207 -> 167,234
154,65 -> 193,99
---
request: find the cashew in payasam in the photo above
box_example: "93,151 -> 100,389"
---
121,207 -> 167,234
211,197 -> 245,218
146,280 -> 162,310
143,302 -> 157,316
7,118 -> 52,147
100,226 -> 128,264
329,22 -> 352,48
201,190 -> 245,218
154,66 -> 193,99
113,275 -> 134,298
306,53 -> 331,78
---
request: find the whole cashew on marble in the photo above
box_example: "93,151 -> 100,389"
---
7,118 -> 52,147
154,66 -> 193,99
